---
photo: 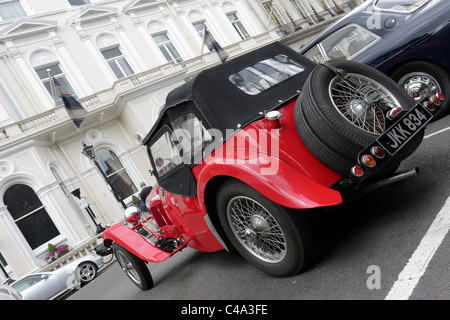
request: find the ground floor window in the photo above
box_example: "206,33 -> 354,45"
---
3,184 -> 60,250
95,149 -> 138,202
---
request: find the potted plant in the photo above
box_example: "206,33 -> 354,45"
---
43,243 -> 69,263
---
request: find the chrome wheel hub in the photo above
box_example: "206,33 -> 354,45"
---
399,73 -> 441,103
227,196 -> 286,263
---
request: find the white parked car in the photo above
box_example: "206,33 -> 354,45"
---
9,254 -> 104,300
0,284 -> 22,300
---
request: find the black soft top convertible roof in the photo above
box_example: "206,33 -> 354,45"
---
143,41 -> 316,145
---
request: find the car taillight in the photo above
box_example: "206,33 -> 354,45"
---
370,146 -> 385,159
351,166 -> 364,177
430,95 -> 441,106
387,106 -> 403,120
437,93 -> 444,101
361,154 -> 376,168
423,100 -> 435,111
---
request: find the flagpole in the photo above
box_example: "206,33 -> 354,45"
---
201,24 -> 206,56
267,5 -> 274,29
47,69 -> 57,106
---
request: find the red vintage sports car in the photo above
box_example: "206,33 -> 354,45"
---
100,42 -> 442,290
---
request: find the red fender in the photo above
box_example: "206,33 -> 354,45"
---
103,224 -> 172,263
196,150 -> 343,210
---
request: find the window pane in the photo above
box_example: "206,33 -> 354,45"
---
3,184 -> 43,220
153,33 -> 182,64
321,25 -> 380,60
11,275 -> 45,293
101,47 -> 121,60
227,13 -> 249,40
166,43 -> 182,63
159,45 -> 175,64
117,58 -> 134,76
35,64 -> 76,105
96,149 -> 123,176
36,65 -> 62,80
109,169 -> 138,201
16,208 -> 60,250
150,131 -> 182,177
102,47 -> 134,79
229,54 -> 305,95
153,34 -> 169,44
0,0 -> 26,20
69,0 -> 90,6
375,0 -> 428,12
108,60 -> 125,78
304,45 -> 325,64
3,184 -> 60,250
96,149 -> 137,200
171,113 -> 213,162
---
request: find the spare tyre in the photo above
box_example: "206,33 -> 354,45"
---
294,60 -> 424,175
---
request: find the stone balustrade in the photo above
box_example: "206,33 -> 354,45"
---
38,236 -> 101,272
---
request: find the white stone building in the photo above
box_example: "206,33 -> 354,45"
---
0,0 -> 362,280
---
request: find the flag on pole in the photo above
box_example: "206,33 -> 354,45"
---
203,27 -> 228,63
52,77 -> 87,128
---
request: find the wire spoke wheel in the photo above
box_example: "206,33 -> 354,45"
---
329,73 -> 402,134
227,196 -> 287,263
116,250 -> 142,285
295,60 -> 423,175
113,243 -> 153,290
217,180 -> 312,276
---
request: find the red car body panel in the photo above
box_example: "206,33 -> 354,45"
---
104,224 -> 172,263
195,99 -> 343,210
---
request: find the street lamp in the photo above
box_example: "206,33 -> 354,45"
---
71,188 -> 105,234
82,142 -> 127,209
81,142 -> 96,161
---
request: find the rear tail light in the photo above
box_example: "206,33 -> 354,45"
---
361,154 -> 376,168
351,166 -> 364,177
387,107 -> 403,120
423,100 -> 435,111
370,146 -> 385,159
430,95 -> 441,106
437,93 -> 444,101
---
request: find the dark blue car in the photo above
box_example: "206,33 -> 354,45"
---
300,0 -> 450,119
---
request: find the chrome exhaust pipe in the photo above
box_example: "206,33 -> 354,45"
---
359,167 -> 419,193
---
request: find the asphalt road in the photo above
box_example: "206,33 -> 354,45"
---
69,115 -> 450,302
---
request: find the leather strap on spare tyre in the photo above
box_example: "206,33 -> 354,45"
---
321,61 -> 361,88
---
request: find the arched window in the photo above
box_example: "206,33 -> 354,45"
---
95,149 -> 137,202
3,184 -> 59,250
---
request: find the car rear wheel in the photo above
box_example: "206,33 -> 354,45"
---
390,60 -> 450,120
217,180 -> 312,277
113,243 -> 153,290
77,262 -> 98,285
294,60 -> 424,175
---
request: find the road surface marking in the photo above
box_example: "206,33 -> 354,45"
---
385,125 -> 450,299
424,126 -> 450,139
